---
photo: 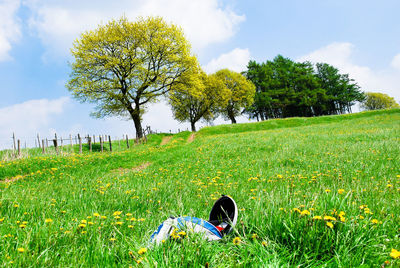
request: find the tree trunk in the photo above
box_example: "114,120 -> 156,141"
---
132,113 -> 143,138
191,121 -> 196,132
230,116 -> 237,124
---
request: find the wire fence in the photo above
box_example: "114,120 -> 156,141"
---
0,125 -> 191,162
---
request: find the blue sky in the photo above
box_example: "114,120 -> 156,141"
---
0,0 -> 399,149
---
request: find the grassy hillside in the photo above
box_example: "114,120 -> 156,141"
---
0,109 -> 399,267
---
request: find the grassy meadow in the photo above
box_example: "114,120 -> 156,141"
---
0,109 -> 399,267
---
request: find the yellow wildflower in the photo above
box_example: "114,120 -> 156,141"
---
300,210 -> 310,216
138,248 -> 147,255
312,216 -> 322,220
178,231 -> 186,237
338,189 -> 345,194
233,237 -> 241,245
371,219 -> 379,224
17,248 -> 25,253
324,216 -> 336,221
326,222 -> 334,229
390,248 -> 400,259
93,213 -> 100,217
113,211 -> 122,216
45,219 -> 53,224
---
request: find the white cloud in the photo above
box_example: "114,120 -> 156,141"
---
0,0 -> 21,61
0,97 -> 70,149
298,42 -> 400,103
25,0 -> 245,60
204,48 -> 250,73
391,53 -> 400,71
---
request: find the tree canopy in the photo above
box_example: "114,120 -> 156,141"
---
66,16 -> 198,138
361,92 -> 400,110
245,56 -> 365,120
169,71 -> 229,131
214,69 -> 255,124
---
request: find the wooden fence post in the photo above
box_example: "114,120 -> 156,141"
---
70,134 -> 73,152
108,135 -> 112,152
12,132 -> 16,152
100,136 -> 103,152
53,139 -> 59,155
37,134 -> 41,149
42,139 -> 45,154
126,134 -> 130,149
78,134 -> 82,154
17,139 -> 21,157
88,137 -> 92,152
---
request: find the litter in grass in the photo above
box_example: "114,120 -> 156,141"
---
150,195 -> 238,244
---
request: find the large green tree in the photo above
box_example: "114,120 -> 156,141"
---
67,17 -> 198,138
246,56 -> 323,120
214,69 -> 255,124
169,71 -> 229,131
315,63 -> 364,114
361,92 -> 400,110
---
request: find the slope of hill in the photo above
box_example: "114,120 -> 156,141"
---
0,109 -> 399,266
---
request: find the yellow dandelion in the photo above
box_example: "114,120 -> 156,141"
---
251,233 -> 258,240
300,210 -> 310,216
78,224 -> 86,228
323,216 -> 336,221
109,238 -> 116,242
325,189 -> 331,193
390,248 -> 400,259
128,225 -> 134,229
261,241 -> 268,246
338,189 -> 345,194
326,222 -> 334,229
115,221 -> 123,226
371,219 -> 379,224
312,216 -> 322,220
138,248 -> 147,255
178,231 -> 186,237
17,248 -> 25,253
233,237 -> 241,245
45,218 -> 53,224
93,213 -> 100,217
113,211 -> 122,216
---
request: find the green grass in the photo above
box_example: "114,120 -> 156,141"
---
0,109 -> 399,267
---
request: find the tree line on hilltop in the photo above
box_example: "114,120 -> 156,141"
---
67,16 -> 399,137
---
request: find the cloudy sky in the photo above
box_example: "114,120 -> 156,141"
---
0,0 -> 400,149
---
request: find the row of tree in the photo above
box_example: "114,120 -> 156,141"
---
67,16 -> 398,138
67,17 -> 255,135
245,56 -> 365,120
